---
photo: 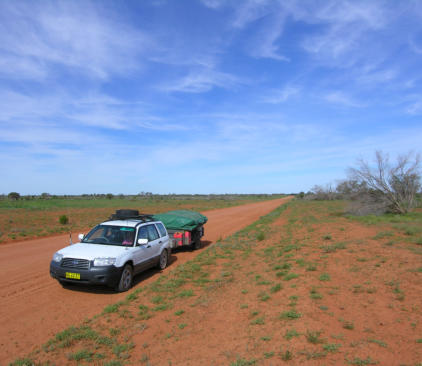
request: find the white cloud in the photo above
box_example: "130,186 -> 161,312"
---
160,68 -> 242,93
0,1 -> 150,81
405,97 -> 422,115
324,91 -> 364,108
261,86 -> 300,104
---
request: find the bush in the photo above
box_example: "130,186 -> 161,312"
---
349,151 -> 421,214
8,192 -> 20,200
59,215 -> 69,225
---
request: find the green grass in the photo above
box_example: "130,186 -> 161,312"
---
342,321 -> 355,330
306,330 -> 324,344
263,351 -> 274,359
284,329 -> 300,340
283,273 -> 300,281
323,343 -> 341,353
250,317 -> 265,325
230,359 -> 256,366
9,359 -> 35,366
281,350 -> 293,361
319,273 -> 331,281
279,310 -> 301,320
346,356 -> 378,365
67,349 -> 94,361
368,339 -> 387,347
258,291 -> 271,301
270,283 -> 282,293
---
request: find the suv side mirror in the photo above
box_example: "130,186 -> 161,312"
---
78,233 -> 84,241
137,238 -> 148,246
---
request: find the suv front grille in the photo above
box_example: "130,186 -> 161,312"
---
61,258 -> 90,270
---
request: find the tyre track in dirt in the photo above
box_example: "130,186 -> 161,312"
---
0,197 -> 292,364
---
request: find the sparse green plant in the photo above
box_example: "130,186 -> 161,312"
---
257,232 -> 265,241
174,310 -> 185,316
250,317 -> 265,325
280,310 -> 301,320
281,350 -> 293,361
323,343 -> 341,353
342,321 -> 354,330
368,339 -> 387,347
270,283 -> 282,293
103,304 -> 119,313
9,358 -> 34,366
284,329 -> 300,340
230,358 -> 256,366
67,349 -> 94,361
178,323 -> 187,329
346,356 -> 378,365
306,330 -> 324,344
283,273 -> 299,281
264,351 -> 274,359
258,291 -> 270,301
59,215 -> 69,225
319,273 -> 331,281
177,289 -> 194,298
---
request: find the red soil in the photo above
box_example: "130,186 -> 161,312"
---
0,197 -> 292,365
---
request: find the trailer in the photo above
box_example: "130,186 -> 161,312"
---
152,210 -> 207,250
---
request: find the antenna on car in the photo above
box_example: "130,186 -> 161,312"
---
69,232 -> 73,245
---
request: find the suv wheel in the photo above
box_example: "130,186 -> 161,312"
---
116,264 -> 133,292
157,250 -> 168,270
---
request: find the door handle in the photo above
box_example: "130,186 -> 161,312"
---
147,245 -> 151,248
159,241 -> 162,244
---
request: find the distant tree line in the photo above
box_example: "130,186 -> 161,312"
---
302,151 -> 421,215
1,192 -> 282,202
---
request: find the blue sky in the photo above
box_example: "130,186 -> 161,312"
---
1,0 -> 421,195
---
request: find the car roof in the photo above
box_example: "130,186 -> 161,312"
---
100,220 -> 161,228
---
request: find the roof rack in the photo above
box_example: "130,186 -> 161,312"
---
107,209 -> 155,222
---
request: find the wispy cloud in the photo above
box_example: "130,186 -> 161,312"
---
261,86 -> 300,104
323,91 -> 364,108
0,1 -> 149,80
160,68 -> 243,93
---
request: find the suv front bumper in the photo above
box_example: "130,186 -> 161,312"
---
50,260 -> 122,287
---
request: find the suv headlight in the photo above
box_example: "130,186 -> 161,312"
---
93,257 -> 116,266
52,253 -> 63,263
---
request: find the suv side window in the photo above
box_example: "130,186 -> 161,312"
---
156,223 -> 167,237
137,226 -> 148,241
146,224 -> 159,241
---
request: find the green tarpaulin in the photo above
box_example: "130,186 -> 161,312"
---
153,210 -> 208,231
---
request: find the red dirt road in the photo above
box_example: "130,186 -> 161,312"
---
0,197 -> 291,364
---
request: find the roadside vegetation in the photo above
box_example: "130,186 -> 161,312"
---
304,150 -> 421,216
0,194 -> 284,244
11,198 -> 422,365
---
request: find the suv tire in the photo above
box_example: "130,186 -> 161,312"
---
116,264 -> 133,292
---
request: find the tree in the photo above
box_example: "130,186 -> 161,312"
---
8,192 -> 20,200
349,151 -> 421,214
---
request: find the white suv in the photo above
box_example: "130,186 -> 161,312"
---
50,212 -> 171,292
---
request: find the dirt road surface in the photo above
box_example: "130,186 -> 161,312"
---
0,197 -> 291,364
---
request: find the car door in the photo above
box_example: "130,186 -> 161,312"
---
145,224 -> 161,260
132,225 -> 155,273
155,222 -> 169,248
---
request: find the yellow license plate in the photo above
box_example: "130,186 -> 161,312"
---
65,272 -> 80,280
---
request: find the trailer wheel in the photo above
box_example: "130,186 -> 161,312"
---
193,238 -> 201,250
191,230 -> 201,250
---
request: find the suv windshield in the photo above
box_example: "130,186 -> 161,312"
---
82,225 -> 135,246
